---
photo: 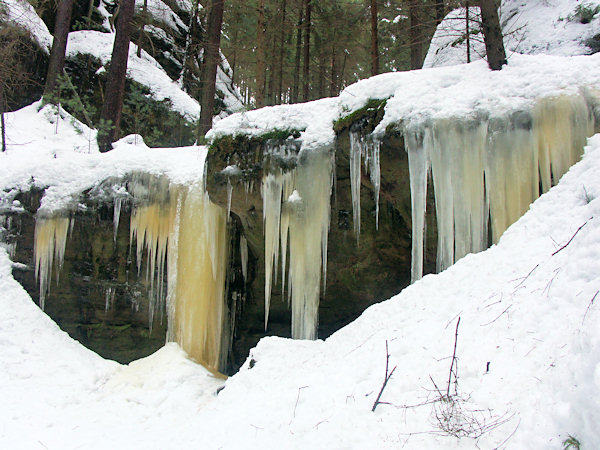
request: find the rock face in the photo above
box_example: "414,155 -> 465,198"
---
206,109 -> 438,370
5,189 -> 167,364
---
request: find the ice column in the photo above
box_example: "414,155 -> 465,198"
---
406,91 -> 597,281
261,146 -> 333,339
405,130 -> 428,283
349,131 -> 382,241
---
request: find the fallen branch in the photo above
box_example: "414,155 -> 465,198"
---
513,264 -> 539,289
480,305 -> 512,326
372,340 -> 397,412
582,290 -> 599,325
552,218 -> 592,256
447,317 -> 461,398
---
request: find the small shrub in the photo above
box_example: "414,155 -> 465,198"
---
563,435 -> 581,450
570,3 -> 600,24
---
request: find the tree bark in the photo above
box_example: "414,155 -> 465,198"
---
256,0 -> 266,108
277,0 -> 287,104
43,0 -> 74,103
435,0 -> 445,25
466,1 -> 471,63
409,0 -> 423,70
137,0 -> 148,58
369,0 -> 379,76
329,41 -> 337,97
0,85 -> 5,152
197,0 -> 225,137
292,0 -> 305,103
98,0 -> 135,152
302,0 -> 311,101
479,0 -> 507,70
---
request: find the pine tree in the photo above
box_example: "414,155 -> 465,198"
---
43,0 -> 74,104
479,0 -> 506,70
98,0 -> 136,152
198,0 -> 226,137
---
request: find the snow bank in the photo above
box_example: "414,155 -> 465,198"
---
209,53 -> 600,150
0,101 -> 207,214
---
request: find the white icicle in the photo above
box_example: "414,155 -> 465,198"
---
349,131 -> 362,242
405,129 -> 428,283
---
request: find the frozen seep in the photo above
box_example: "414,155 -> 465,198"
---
261,144 -> 334,339
34,176 -> 230,372
129,180 -> 229,372
406,91 -> 597,281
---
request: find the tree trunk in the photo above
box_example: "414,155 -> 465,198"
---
277,0 -> 287,104
292,0 -> 304,103
479,0 -> 507,70
329,41 -> 337,97
435,0 -> 445,24
98,0 -> 135,152
369,0 -> 379,76
0,85 -> 5,152
256,0 -> 266,108
466,1 -> 471,63
197,0 -> 225,137
137,0 -> 148,58
43,0 -> 74,103
302,0 -> 311,101
409,0 -> 423,70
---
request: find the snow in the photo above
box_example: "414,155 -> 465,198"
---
2,116 -> 600,446
2,0 -> 600,447
0,101 -> 207,215
209,53 -> 600,153
67,30 -> 201,121
424,0 -> 600,69
1,0 -> 52,52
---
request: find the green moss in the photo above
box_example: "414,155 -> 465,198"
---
333,98 -> 388,133
210,127 -> 304,153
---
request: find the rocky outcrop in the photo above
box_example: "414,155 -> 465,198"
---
206,107 -> 438,370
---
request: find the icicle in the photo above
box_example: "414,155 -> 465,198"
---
113,197 -> 123,243
370,138 -> 381,230
280,173 -> 295,298
240,235 -> 248,283
262,172 -> 283,329
259,144 -> 333,339
287,148 -> 333,339
226,177 -> 233,221
405,129 -> 428,283
349,131 -> 362,242
34,216 -> 71,309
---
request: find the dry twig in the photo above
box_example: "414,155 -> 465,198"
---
371,340 -> 397,412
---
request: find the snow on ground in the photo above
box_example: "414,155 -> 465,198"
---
424,0 -> 600,68
1,0 -> 52,52
0,101 -> 207,214
209,53 -> 600,150
1,54 -> 600,446
67,30 -> 201,121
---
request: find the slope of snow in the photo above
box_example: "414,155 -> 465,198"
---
1,0 -> 52,52
424,0 -> 600,68
1,97 -> 600,447
67,30 -> 201,121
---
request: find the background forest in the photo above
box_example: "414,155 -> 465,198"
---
223,0 -> 462,107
